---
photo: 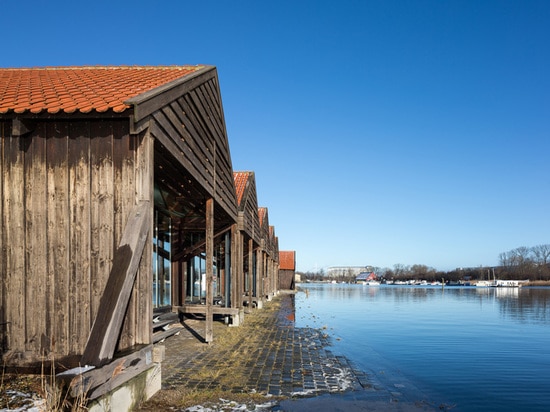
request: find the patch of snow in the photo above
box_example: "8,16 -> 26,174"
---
184,398 -> 278,412
0,390 -> 45,412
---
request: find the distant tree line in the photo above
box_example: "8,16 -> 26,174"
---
298,244 -> 550,283
498,244 -> 550,280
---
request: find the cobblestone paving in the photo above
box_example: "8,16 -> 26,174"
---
160,293 -> 369,397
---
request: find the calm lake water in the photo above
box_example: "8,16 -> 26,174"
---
295,283 -> 550,412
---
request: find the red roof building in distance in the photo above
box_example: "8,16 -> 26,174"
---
279,250 -> 296,290
279,251 -> 296,271
0,65 -> 205,114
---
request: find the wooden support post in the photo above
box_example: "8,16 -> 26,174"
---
232,226 -> 241,310
81,201 -> 150,367
205,198 -> 214,343
248,239 -> 254,306
181,260 -> 188,306
257,248 -> 264,300
224,231 -> 231,307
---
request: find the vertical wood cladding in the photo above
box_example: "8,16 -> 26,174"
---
146,69 -> 237,224
239,172 -> 261,244
0,118 -> 152,366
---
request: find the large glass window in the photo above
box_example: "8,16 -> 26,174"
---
185,253 -> 221,303
153,210 -> 172,308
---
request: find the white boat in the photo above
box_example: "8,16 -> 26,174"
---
490,279 -> 526,288
479,268 -> 526,288
363,281 -> 380,286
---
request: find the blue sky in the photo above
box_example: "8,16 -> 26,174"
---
3,1 -> 549,272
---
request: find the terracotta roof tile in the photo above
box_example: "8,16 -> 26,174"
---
0,65 -> 205,115
279,251 -> 296,270
233,171 -> 252,206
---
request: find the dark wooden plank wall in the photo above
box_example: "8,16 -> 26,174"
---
0,122 -> 5,349
279,270 -> 295,290
146,72 -> 237,224
0,118 -> 152,366
241,173 -> 261,244
257,208 -> 269,298
259,208 -> 270,253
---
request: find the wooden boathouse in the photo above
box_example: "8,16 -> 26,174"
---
233,171 -> 261,309
279,251 -> 296,290
0,65 -> 283,408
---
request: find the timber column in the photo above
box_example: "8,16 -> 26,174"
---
205,198 -> 214,343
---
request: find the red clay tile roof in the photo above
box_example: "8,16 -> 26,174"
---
279,251 -> 296,270
233,171 -> 252,206
0,65 -> 205,115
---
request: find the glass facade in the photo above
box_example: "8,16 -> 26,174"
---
153,210 -> 172,308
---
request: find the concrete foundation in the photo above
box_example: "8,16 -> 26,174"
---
88,363 -> 161,412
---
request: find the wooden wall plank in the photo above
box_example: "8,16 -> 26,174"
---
68,121 -> 92,353
24,124 -> 48,355
89,122 -> 114,326
46,122 -> 70,356
3,129 -> 26,353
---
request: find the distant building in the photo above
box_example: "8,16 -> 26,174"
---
279,251 -> 296,290
356,272 -> 377,283
327,266 -> 372,278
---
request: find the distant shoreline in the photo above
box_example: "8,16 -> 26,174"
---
299,280 -> 550,287
525,280 -> 550,287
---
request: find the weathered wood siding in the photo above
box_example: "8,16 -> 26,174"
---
279,270 -> 295,290
0,118 -> 152,366
129,67 -> 238,225
241,174 -> 261,244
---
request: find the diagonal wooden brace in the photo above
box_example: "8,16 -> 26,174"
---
81,200 -> 150,367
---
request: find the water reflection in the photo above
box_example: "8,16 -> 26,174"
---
498,287 -> 550,324
298,283 -> 550,412
303,284 -> 550,325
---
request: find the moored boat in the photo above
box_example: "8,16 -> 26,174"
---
490,279 -> 527,288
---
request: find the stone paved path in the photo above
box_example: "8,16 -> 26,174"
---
161,292 -> 369,397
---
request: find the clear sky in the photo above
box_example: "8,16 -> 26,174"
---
3,0 -> 549,272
